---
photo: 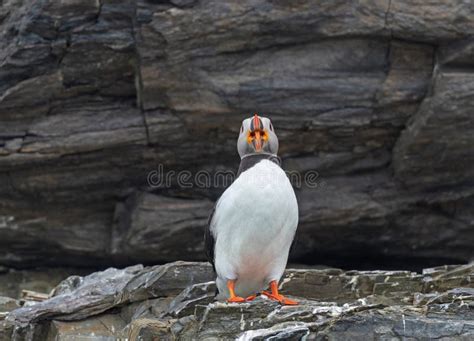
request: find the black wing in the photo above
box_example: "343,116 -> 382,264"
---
204,203 -> 217,272
289,231 -> 298,256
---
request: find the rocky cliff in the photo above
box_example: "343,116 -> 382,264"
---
1,262 -> 473,340
0,0 -> 473,269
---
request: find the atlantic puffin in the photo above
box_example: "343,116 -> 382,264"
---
205,114 -> 298,305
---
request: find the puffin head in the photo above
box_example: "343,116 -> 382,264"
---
237,114 -> 279,158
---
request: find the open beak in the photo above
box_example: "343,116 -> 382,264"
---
247,114 -> 267,152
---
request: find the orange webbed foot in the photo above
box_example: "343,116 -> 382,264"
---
227,296 -> 246,303
262,291 -> 298,305
280,296 -> 298,305
245,294 -> 257,301
262,280 -> 298,306
226,279 -> 247,303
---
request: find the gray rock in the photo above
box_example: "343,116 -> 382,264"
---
388,1 -> 474,41
0,297 -> 20,313
167,281 -> 216,317
112,192 -> 215,263
0,321 -> 14,341
2,262 -> 474,340
6,265 -> 143,328
120,297 -> 174,322
393,71 -> 474,190
128,318 -> 175,341
6,262 -> 212,328
439,39 -> 474,66
311,307 -> 474,340
0,267 -> 91,299
46,314 -> 128,341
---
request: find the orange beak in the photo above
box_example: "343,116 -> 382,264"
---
247,113 -> 267,152
253,130 -> 262,152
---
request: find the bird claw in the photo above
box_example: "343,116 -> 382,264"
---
261,291 -> 298,305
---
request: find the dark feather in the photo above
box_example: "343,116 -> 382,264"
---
289,231 -> 298,256
236,153 -> 281,177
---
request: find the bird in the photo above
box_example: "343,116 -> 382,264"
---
205,113 -> 298,305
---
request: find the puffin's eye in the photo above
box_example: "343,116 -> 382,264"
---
269,123 -> 273,131
241,125 -> 244,133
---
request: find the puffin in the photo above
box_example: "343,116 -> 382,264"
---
205,114 -> 298,305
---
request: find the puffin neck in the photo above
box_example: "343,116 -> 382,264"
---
237,153 -> 281,177
241,152 -> 280,164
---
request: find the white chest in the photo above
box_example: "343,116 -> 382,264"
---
212,160 -> 298,280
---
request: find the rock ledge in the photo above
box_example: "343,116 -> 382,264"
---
1,261 -> 473,340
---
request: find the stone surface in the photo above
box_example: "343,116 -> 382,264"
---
127,318 -> 174,341
387,1 -> 474,41
2,262 -> 473,340
0,267 -> 92,299
112,192 -> 215,263
0,0 -> 473,269
0,321 -> 14,341
46,314 -> 128,341
393,71 -> 474,190
0,297 -> 19,313
6,262 -> 213,327
439,38 -> 474,66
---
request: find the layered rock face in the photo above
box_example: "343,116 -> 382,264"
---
0,1 -> 473,269
1,262 -> 473,340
